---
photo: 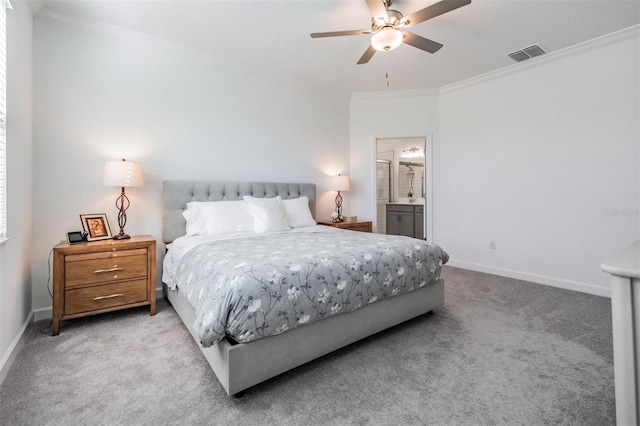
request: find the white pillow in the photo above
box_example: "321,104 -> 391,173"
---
183,204 -> 209,236
183,200 -> 254,236
281,196 -> 316,228
243,196 -> 291,233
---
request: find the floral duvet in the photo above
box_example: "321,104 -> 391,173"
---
167,228 -> 449,347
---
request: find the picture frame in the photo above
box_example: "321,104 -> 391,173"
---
79,213 -> 113,241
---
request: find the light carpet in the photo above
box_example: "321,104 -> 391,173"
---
0,266 -> 614,425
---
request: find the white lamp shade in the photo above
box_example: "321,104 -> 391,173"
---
371,27 -> 403,51
103,160 -> 144,187
328,175 -> 350,192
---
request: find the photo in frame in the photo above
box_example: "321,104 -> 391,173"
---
79,213 -> 113,241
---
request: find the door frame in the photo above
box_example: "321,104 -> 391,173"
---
373,134 -> 433,242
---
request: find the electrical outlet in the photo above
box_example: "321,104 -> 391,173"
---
489,240 -> 497,249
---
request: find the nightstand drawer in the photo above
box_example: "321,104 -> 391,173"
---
65,279 -> 148,315
65,254 -> 148,288
345,223 -> 372,232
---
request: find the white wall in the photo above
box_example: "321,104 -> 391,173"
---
32,12 -> 350,314
350,28 -> 639,297
438,28 -> 639,296
350,91 -> 440,227
0,0 -> 34,382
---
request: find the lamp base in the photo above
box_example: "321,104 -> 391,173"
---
113,233 -> 131,240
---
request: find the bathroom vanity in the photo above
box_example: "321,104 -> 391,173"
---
386,202 -> 424,239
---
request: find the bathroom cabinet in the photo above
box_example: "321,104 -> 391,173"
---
386,204 -> 424,239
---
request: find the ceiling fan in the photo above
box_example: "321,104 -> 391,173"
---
310,0 -> 471,65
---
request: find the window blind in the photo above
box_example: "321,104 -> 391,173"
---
0,1 -> 8,239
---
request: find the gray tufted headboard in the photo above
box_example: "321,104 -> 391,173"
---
162,180 -> 316,244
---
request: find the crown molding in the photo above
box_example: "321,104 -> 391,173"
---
31,6 -> 638,99
440,24 -> 640,95
25,0 -> 44,16
352,25 -> 639,99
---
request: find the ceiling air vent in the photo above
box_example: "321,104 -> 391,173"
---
507,44 -> 546,62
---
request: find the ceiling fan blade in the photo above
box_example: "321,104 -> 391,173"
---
365,0 -> 388,21
403,0 -> 471,27
357,45 -> 377,65
402,32 -> 443,54
311,29 -> 371,38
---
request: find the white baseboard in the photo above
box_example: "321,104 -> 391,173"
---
33,307 -> 52,322
0,311 -> 33,386
446,259 -> 611,298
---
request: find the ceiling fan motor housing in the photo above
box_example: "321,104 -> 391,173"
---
372,9 -> 404,31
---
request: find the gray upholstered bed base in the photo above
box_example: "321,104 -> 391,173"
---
162,180 -> 445,396
163,279 -> 444,396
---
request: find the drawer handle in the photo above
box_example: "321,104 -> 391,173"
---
93,293 -> 124,301
93,267 -> 124,274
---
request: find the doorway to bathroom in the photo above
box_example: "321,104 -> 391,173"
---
375,136 -> 433,241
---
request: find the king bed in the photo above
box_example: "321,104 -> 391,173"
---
162,180 -> 448,396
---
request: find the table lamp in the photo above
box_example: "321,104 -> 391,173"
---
103,159 -> 143,240
328,174 -> 350,221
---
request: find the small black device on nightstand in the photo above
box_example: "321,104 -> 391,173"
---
66,231 -> 88,244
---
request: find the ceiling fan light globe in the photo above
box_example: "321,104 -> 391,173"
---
371,27 -> 403,52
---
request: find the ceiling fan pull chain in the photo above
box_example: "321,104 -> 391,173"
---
385,51 -> 390,86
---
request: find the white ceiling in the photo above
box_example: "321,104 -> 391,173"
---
32,0 -> 640,93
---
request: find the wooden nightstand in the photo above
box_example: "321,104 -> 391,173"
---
318,221 -> 373,233
52,235 -> 156,335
